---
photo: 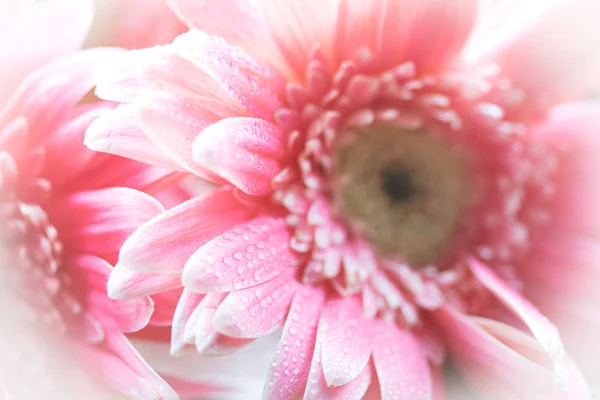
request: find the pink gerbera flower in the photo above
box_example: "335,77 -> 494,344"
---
0,1 -> 207,398
87,0 -> 600,398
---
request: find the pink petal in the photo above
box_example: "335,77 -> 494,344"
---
463,0 -> 600,104
259,0 -> 340,77
93,333 -> 180,400
40,107 -> 110,187
433,306 -> 591,399
528,105 -> 600,236
372,321 -> 432,400
95,45 -> 233,106
192,117 -> 285,195
304,327 -> 373,400
161,375 -> 225,399
263,285 -> 325,400
135,97 -> 238,182
150,288 -> 183,327
430,367 -> 446,400
320,297 -> 372,387
171,289 -> 205,354
212,272 -> 299,338
0,117 -> 28,159
85,104 -> 184,171
0,0 -> 94,106
192,293 -> 255,356
49,187 -> 165,258
0,47 -> 125,142
469,259 -> 566,380
172,30 -> 284,121
88,0 -> 186,50
336,0 -> 479,72
518,229 -> 600,383
107,263 -> 182,300
119,187 -> 257,274
67,255 -> 154,333
94,46 -> 243,180
166,0 -> 290,77
183,214 -> 293,292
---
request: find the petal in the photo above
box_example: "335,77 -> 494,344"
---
107,263 -> 182,300
336,0 -> 479,72
263,285 -> 325,400
135,97 -> 238,181
85,104 -> 185,171
259,0 -> 340,77
0,0 -> 94,105
67,255 -> 154,333
87,0 -> 186,50
171,289 -> 206,354
213,272 -> 299,338
192,117 -> 284,195
518,229 -> 600,382
320,297 -> 372,387
192,293 -> 255,356
172,30 -> 284,121
0,116 -> 28,158
528,104 -> 600,236
49,187 -> 165,258
183,214 -> 293,292
433,306 -> 591,399
0,47 -> 126,143
41,107 -> 110,187
161,375 -> 225,399
149,288 -> 183,327
97,333 -> 180,400
372,321 -> 432,400
119,187 -> 257,274
303,328 -> 373,400
463,0 -> 600,104
469,259 -> 566,380
166,0 -> 290,77
95,45 -> 234,106
94,45 -> 243,179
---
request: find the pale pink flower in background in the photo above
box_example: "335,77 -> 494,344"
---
0,0 -> 220,398
86,0 -> 188,50
86,0 -> 600,398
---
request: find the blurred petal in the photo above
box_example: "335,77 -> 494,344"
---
433,306 -> 591,399
464,0 -> 600,104
0,0 -> 94,105
337,0 -> 479,72
50,187 -> 165,257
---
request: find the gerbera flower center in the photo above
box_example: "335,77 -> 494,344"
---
332,123 -> 466,265
270,46 -> 558,322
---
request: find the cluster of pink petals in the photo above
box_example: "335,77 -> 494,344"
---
0,1 -> 220,398
78,0 -> 600,399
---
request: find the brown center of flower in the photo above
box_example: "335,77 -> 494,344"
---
332,123 -> 466,265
